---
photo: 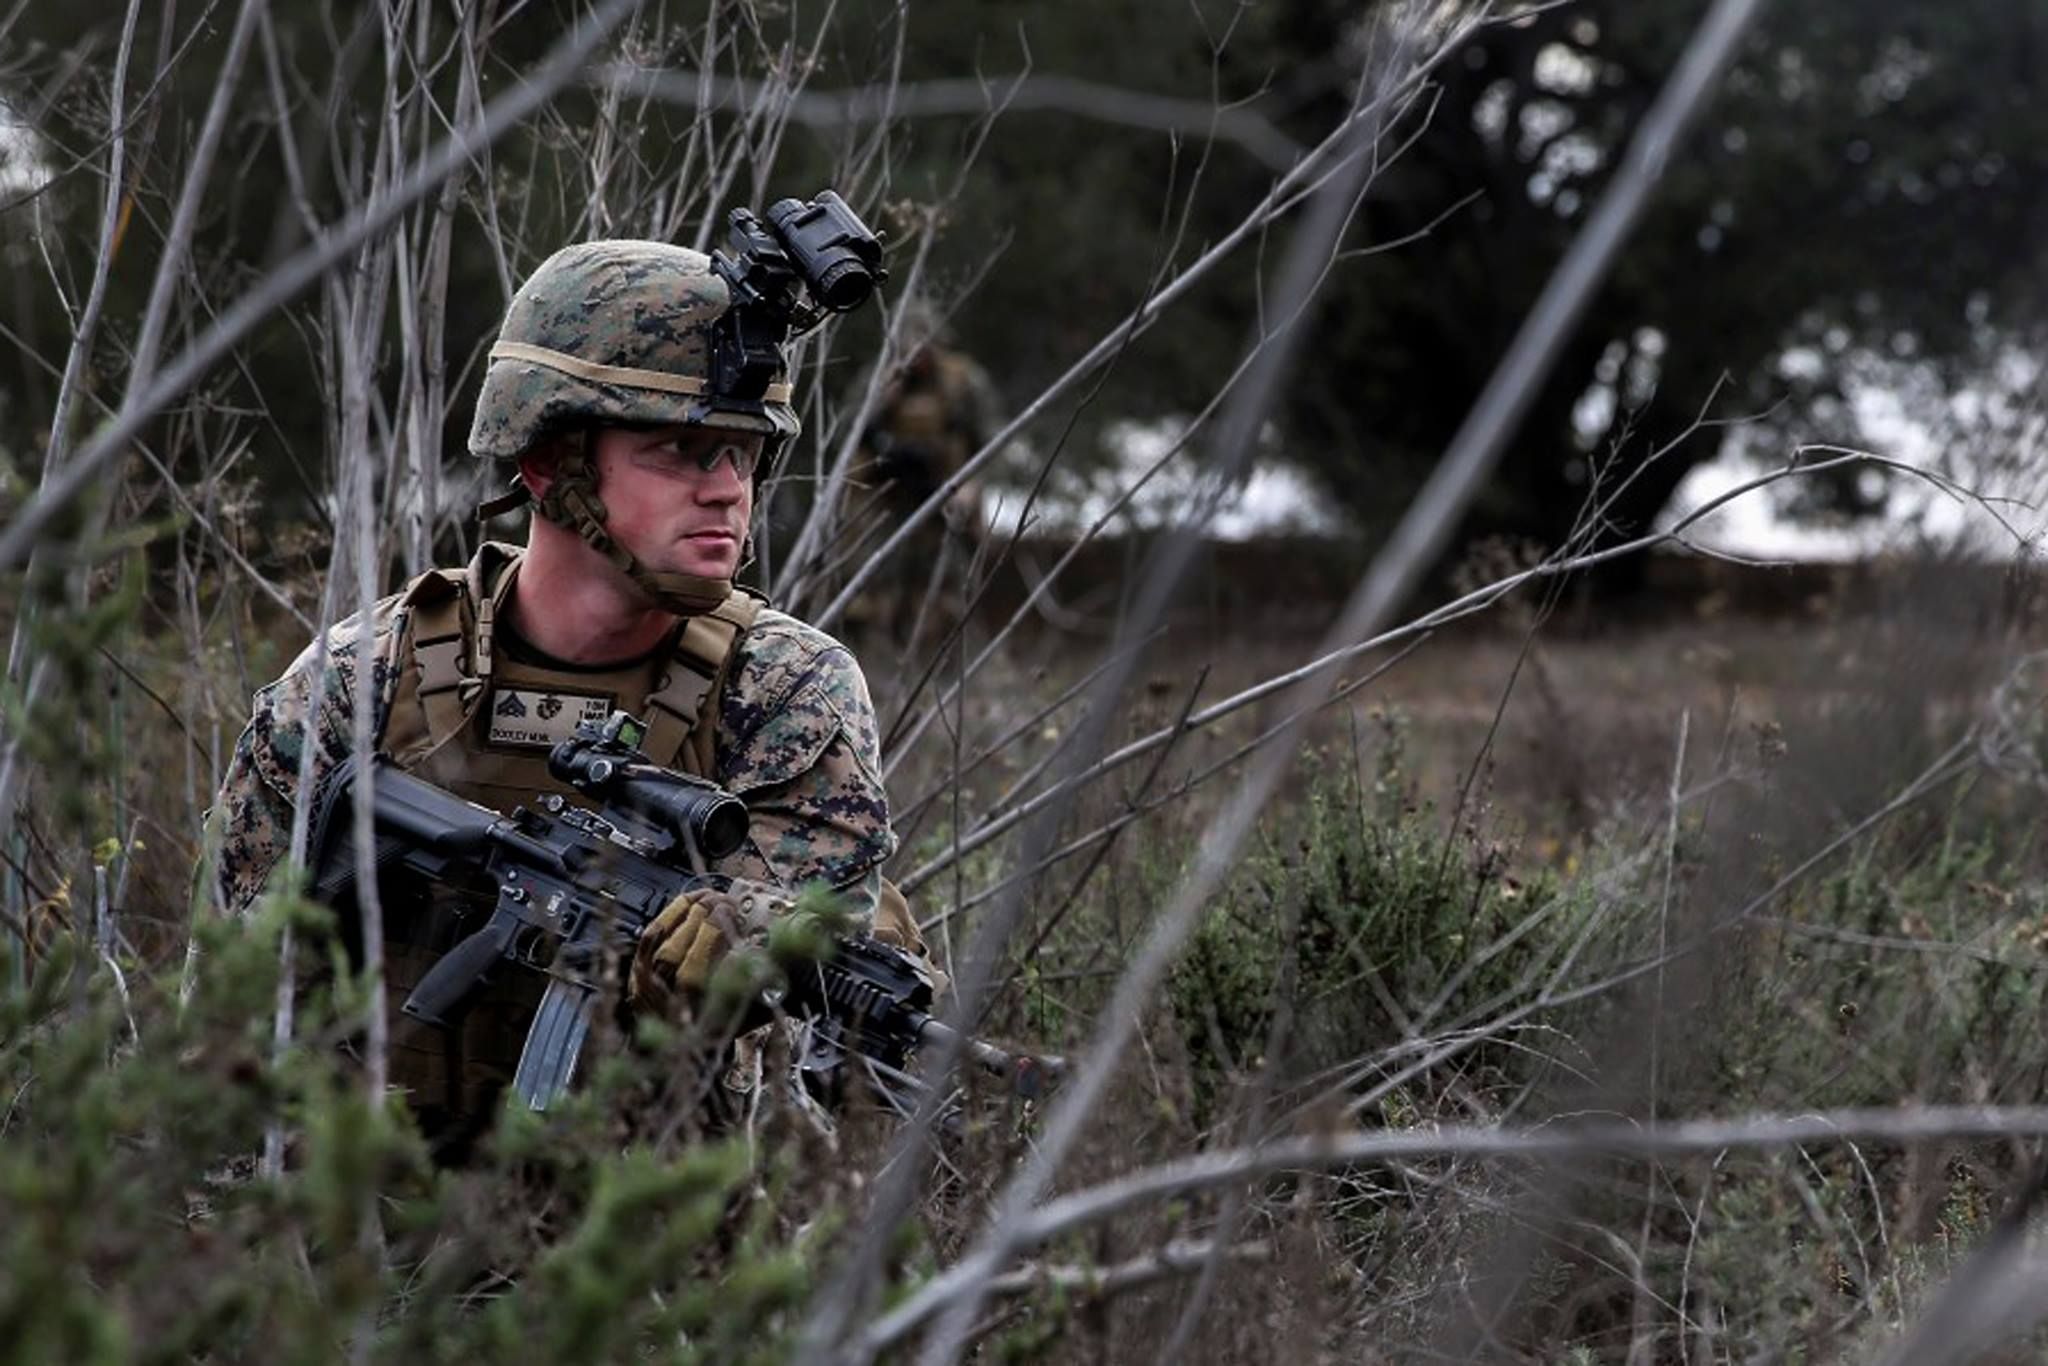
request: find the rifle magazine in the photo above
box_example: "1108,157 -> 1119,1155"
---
514,977 -> 599,1110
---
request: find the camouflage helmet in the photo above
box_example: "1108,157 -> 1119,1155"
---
467,239 -> 799,460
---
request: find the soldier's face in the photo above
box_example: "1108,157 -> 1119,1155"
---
590,425 -> 759,581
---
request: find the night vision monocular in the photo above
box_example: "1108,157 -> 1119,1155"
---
708,189 -> 887,409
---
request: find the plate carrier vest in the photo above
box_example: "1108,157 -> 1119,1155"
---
367,543 -> 759,1149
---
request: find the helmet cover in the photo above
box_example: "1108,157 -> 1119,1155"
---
468,239 -> 799,460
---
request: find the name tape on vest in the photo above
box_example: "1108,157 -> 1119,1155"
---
487,688 -> 615,748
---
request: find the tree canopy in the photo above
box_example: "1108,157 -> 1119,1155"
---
816,0 -> 2047,562
2,1 -> 2040,583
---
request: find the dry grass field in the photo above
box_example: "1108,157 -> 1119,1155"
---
840,542 -> 2048,1361
8,539 -> 2048,1363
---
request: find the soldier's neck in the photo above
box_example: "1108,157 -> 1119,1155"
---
506,529 -> 677,665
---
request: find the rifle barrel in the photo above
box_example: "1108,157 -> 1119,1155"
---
914,1014 -> 1065,1099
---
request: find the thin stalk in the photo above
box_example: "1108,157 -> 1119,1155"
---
0,0 -> 649,573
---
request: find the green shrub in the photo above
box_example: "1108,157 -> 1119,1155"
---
0,886 -> 851,1365
1169,729 -> 1583,1127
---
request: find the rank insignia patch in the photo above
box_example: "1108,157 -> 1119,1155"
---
487,689 -> 613,747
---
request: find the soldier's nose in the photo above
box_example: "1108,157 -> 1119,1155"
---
696,459 -> 746,503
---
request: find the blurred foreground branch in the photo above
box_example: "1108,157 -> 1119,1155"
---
863,1104 -> 2048,1354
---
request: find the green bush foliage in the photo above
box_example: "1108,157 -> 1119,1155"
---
1168,719 -> 1589,1127
1146,713 -> 2048,1361
0,889 -> 835,1365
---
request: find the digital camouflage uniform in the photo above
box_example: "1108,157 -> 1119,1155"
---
207,568 -> 894,923
205,549 -> 899,1145
844,338 -> 1004,641
204,235 -> 914,1147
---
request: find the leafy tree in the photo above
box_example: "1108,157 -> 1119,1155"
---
1218,0 -> 2048,561
839,0 -> 2045,573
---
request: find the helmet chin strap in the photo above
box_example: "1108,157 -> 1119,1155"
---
524,435 -> 734,617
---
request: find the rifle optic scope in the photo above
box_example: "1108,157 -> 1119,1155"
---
548,736 -> 749,860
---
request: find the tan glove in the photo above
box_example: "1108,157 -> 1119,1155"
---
872,877 -> 950,999
631,882 -> 789,1018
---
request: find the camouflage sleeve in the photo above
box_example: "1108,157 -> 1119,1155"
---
204,701 -> 299,920
202,611 -> 398,918
714,620 -> 897,922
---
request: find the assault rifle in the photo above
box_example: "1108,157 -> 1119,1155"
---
307,711 -> 1058,1113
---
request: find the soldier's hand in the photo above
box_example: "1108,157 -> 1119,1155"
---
871,877 -> 951,998
631,883 -> 787,1019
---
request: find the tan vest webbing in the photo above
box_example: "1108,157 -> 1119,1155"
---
381,553 -> 925,965
444,646 -> 667,815
370,554 -> 931,1130
639,592 -> 761,778
386,546 -> 761,781
370,551 -> 764,1134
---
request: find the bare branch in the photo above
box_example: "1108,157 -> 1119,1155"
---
908,10 -> 1463,1360
599,66 -> 1307,172
33,0 -> 145,488
808,6 -> 1487,633
862,1105 -> 2048,1354
0,0 -> 648,573
128,0 -> 267,395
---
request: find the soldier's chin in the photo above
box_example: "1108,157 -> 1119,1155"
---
669,542 -> 740,580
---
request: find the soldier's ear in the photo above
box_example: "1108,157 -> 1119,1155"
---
518,443 -> 561,500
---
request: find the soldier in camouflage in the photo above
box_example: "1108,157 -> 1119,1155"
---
842,297 -> 1004,644
205,239 -> 928,1152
